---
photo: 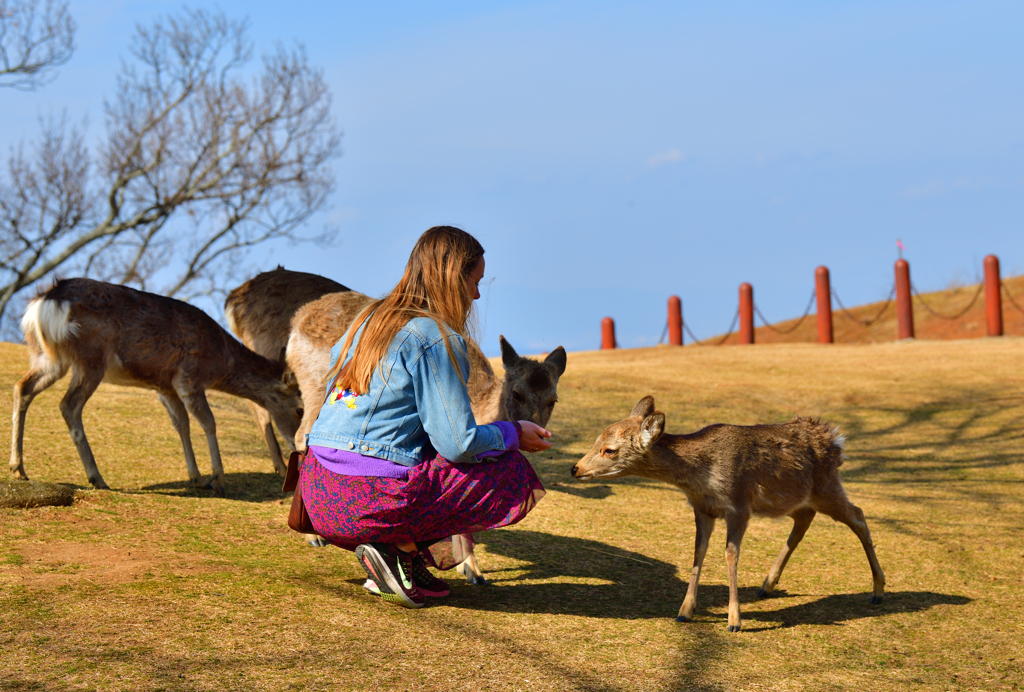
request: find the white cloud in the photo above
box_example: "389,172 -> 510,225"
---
647,148 -> 685,168
899,178 -> 982,199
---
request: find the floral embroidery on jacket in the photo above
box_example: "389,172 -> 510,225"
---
328,383 -> 358,409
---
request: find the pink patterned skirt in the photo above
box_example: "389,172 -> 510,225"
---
299,448 -> 545,569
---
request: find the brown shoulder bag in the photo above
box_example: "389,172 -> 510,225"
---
283,450 -> 315,534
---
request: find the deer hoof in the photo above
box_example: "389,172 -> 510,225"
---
728,625 -> 741,633
675,615 -> 690,623
757,588 -> 769,599
306,535 -> 329,548
456,563 -> 487,585
870,595 -> 883,605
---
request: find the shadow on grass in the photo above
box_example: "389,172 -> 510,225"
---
542,481 -> 616,500
835,388 -> 1024,482
708,587 -> 971,632
139,471 -> 285,502
390,529 -> 973,629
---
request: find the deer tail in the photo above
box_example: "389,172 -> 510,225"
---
820,420 -> 846,470
21,294 -> 78,368
794,416 -> 846,470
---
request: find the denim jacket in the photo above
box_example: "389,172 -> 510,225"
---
306,316 -> 508,466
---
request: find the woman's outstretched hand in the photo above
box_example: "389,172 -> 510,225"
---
518,421 -> 553,453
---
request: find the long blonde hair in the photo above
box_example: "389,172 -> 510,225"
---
327,226 -> 484,395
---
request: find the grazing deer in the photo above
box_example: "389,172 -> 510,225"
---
571,395 -> 885,632
224,267 -> 348,475
286,289 -> 567,581
10,278 -> 303,495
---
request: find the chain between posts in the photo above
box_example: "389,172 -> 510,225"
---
910,281 -> 984,320
655,272 -> 1015,346
831,285 -> 896,326
683,308 -> 740,346
1001,280 -> 1024,317
752,290 -> 816,335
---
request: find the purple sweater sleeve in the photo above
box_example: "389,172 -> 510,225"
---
475,420 -> 520,459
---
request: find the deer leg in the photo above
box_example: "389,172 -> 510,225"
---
759,506 -> 816,598
11,365 -> 67,480
724,512 -> 750,632
295,382 -> 325,452
178,388 -> 225,496
157,391 -> 202,487
59,365 -> 108,490
248,400 -> 288,475
677,510 -> 715,622
821,497 -> 886,603
456,552 -> 486,585
453,533 -> 486,585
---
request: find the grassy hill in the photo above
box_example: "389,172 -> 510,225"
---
710,272 -> 1024,345
2,338 -> 1023,691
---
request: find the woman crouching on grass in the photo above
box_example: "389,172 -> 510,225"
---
301,225 -> 550,608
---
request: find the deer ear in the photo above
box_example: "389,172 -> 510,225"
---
630,395 -> 655,419
500,335 -> 520,368
544,346 -> 567,377
639,412 -> 665,450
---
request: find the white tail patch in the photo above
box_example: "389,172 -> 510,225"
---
21,297 -> 79,363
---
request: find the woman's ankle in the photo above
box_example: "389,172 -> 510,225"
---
394,542 -> 418,555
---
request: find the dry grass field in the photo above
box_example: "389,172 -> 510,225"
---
2,336 -> 1023,691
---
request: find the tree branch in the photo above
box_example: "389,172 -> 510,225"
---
0,0 -> 75,89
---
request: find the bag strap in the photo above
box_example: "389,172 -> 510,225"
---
282,450 -> 302,492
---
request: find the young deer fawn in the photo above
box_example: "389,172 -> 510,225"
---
11,278 -> 303,495
572,395 -> 885,632
286,289 -> 567,581
224,267 -> 348,475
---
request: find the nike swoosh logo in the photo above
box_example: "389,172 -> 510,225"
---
397,559 -> 413,590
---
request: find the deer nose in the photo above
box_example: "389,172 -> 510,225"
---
570,464 -> 579,477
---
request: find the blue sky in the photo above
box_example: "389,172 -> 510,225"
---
2,1 -> 1022,354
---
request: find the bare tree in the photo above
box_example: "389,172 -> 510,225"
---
0,0 -> 75,89
0,7 -> 342,330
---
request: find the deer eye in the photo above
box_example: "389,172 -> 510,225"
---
512,391 -> 525,403
603,448 -> 615,457
547,399 -> 557,409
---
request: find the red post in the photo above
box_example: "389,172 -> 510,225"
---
601,317 -> 616,349
815,266 -> 833,344
668,296 -> 682,346
895,259 -> 914,340
739,283 -> 754,345
984,254 -> 1003,337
